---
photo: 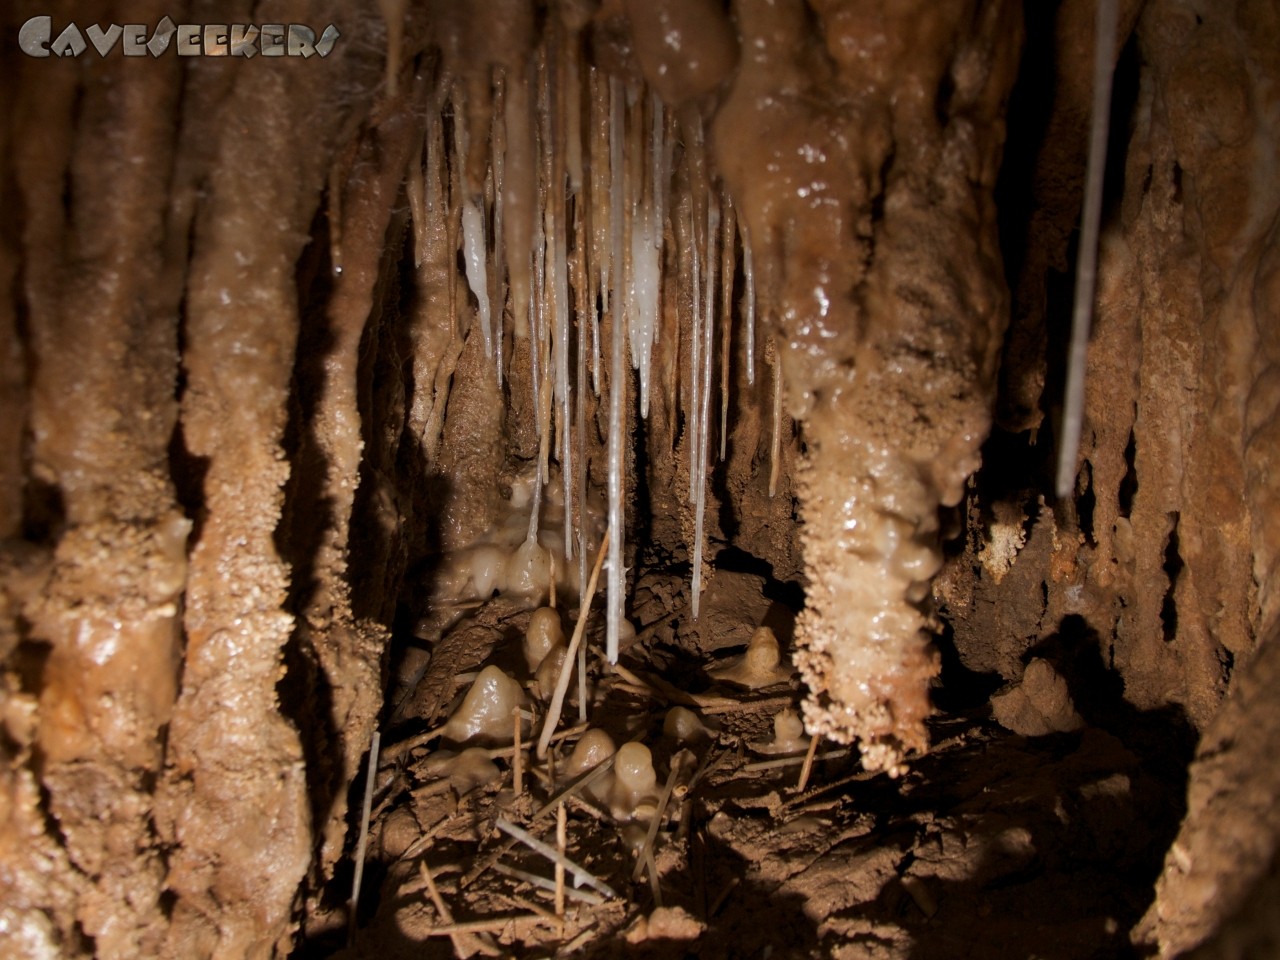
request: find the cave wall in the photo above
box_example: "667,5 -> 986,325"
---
1,2 -> 389,954
942,0 -> 1280,731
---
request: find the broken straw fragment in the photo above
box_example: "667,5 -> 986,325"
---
533,646 -> 569,702
494,818 -> 618,900
537,530 -> 609,759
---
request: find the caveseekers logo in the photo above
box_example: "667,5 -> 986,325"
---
18,16 -> 340,58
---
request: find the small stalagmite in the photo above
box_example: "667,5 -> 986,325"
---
441,665 -> 527,747
709,626 -> 794,690
662,706 -> 715,744
609,741 -> 661,822
563,728 -> 617,808
420,747 -> 503,794
750,708 -> 809,756
524,607 -> 566,672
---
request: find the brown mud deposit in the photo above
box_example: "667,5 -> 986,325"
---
1,1 -> 1278,958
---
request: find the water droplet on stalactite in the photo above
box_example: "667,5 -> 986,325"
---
328,165 -> 345,277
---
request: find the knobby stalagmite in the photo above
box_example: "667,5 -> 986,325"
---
715,0 -> 1021,771
156,14 -> 375,954
9,3 -> 187,952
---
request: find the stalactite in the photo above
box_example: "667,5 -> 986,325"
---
461,201 -> 493,357
547,29 -> 576,566
161,59 -> 354,954
531,196 -> 545,434
14,39 -> 187,956
621,85 -> 640,414
742,222 -> 756,386
411,89 -> 460,467
534,50 -> 555,484
691,192 -> 720,621
445,94 -> 462,346
684,111 -> 710,504
606,74 -> 627,665
629,91 -> 662,419
573,189 -> 591,599
290,93 -> 427,885
491,78 -> 508,386
669,187 -> 694,467
376,0 -> 406,98
554,184 -> 573,564
327,164 -> 345,277
653,90 -> 671,272
503,65 -> 535,342
588,66 -> 610,396
719,195 -> 735,461
406,133 -> 428,269
565,31 -> 584,197
769,336 -> 784,499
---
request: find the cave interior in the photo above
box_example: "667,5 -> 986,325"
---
1,1 -> 1279,958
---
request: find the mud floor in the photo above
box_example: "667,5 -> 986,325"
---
313,570 -> 1194,960
2,1 -> 1280,959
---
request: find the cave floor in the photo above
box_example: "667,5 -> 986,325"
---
305,571 -> 1187,960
